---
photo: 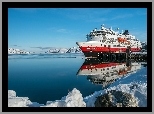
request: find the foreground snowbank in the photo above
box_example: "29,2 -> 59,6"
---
41,88 -> 86,107
8,82 -> 147,107
8,90 -> 32,107
8,88 -> 86,107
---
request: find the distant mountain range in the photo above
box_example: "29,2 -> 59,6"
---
45,47 -> 82,53
8,42 -> 147,54
8,48 -> 33,54
8,47 -> 83,54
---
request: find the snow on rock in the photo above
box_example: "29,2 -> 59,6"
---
49,49 -> 59,53
83,82 -> 147,107
45,47 -> 82,53
8,97 -> 32,107
42,88 -> 86,107
8,48 -> 31,54
94,90 -> 138,107
107,83 -> 147,107
58,48 -> 68,53
8,90 -> 32,107
64,88 -> 86,107
66,47 -> 82,53
8,90 -> 16,98
8,88 -> 86,107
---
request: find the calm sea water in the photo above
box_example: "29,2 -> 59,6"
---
8,53 -> 147,104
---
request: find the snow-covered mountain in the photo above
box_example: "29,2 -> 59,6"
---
48,49 -> 59,53
58,48 -> 68,53
8,47 -> 82,54
66,47 -> 82,53
8,48 -> 33,54
46,47 -> 82,54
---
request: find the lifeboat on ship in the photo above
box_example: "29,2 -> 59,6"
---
118,37 -> 127,43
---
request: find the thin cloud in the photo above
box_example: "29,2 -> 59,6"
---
11,45 -> 21,47
111,14 -> 133,20
30,46 -> 43,49
56,29 -> 68,33
30,47 -> 50,50
30,46 -> 62,50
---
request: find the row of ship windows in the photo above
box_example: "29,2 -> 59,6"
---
89,67 -> 125,71
90,68 -> 109,71
82,43 -> 139,47
99,40 -> 139,44
88,65 -> 126,71
86,47 -> 140,50
89,37 -> 136,41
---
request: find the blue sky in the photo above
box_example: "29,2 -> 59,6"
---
8,8 -> 147,52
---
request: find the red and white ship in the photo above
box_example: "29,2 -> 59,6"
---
76,24 -> 142,57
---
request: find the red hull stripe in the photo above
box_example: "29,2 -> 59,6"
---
80,47 -> 141,52
81,63 -> 125,70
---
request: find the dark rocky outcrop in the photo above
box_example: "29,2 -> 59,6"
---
94,90 -> 138,107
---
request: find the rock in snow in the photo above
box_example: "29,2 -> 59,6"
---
94,90 -> 138,107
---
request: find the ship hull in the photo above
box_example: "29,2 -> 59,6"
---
80,47 -> 141,53
81,49 -> 140,58
76,42 -> 141,57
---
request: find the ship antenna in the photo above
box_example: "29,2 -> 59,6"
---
116,28 -> 119,31
86,34 -> 88,38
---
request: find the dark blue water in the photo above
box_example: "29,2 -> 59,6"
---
8,54 -> 147,104
8,54 -> 103,104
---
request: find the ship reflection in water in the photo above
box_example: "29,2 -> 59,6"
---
77,58 -> 144,89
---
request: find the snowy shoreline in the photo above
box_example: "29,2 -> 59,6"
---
8,82 -> 147,107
